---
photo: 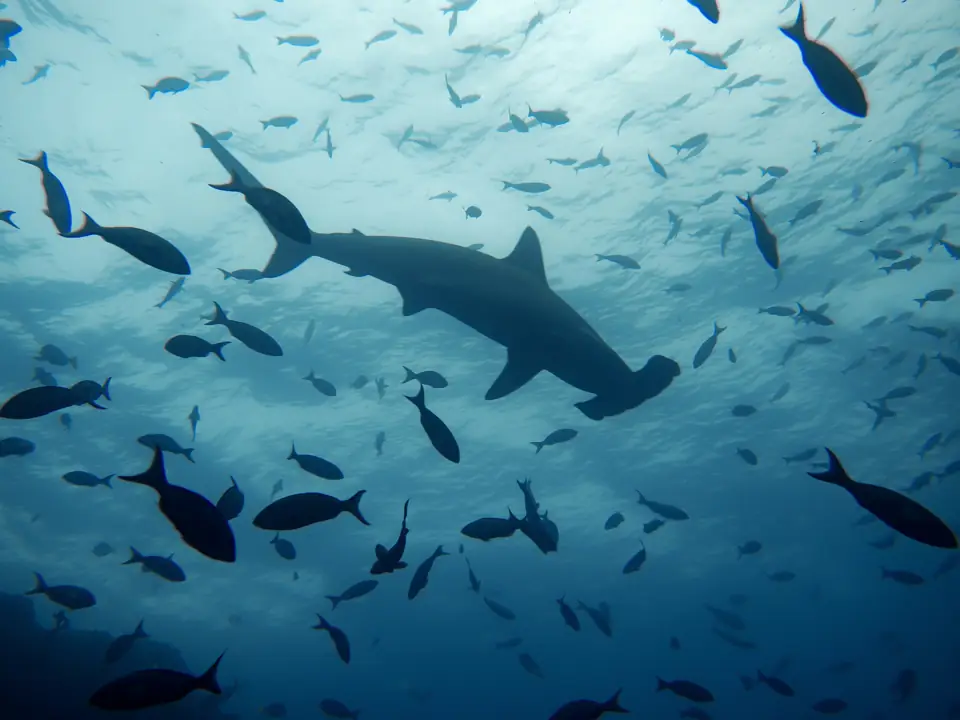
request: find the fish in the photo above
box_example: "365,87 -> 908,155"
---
156,277 -> 185,308
138,434 -> 193,462
648,153 -> 668,178
672,133 -> 708,153
164,335 -> 229,361
757,671 -> 794,696
25,572 -> 96,610
408,545 -> 449,599
644,518 -> 665,534
63,213 -> 190,274
657,678 -> 714,703
365,29 -> 396,49
527,106 -> 569,126
393,18 -> 423,35
636,491 -> 688,520
527,205 -> 555,220
693,322 -> 725,368
484,596 -> 516,620
464,205 -> 482,218
686,49 -> 727,69
326,579 -> 379,610
209,170 -> 311,245
123,547 -> 186,582
738,448 -> 758,465
104,619 -> 148,664
686,0 -> 719,23
261,116 -> 298,129
304,371 -> 336,396
738,540 -> 762,558
808,449 -> 957,548
374,431 -> 386,456
617,110 -> 636,134
218,267 -> 263,282
461,512 -> 522,541
288,442 -> 343,480
795,302 -> 834,326
430,191 -> 457,201
578,600 -> 613,636
575,149 -> 611,172
604,512 -> 624,530
89,652 -> 224,710
278,35 -> 319,47
254,490 -> 369,530
531,428 -> 578,453
62,470 -> 113,488
18,151 -> 72,234
206,302 -> 282,356
557,596 -> 581,630
915,288 -> 954,307
402,366 -> 448,388
623,541 -> 647,574
120,448 -> 235,562
732,404 -> 757,417
0,437 -> 35,457
194,69 -> 228,83
141,77 -> 190,99
736,195 -> 779,269
216,476 -> 244,520
270,533 -> 296,560
405,385 -> 460,463
780,4 -> 867,117
882,567 -> 924,585
186,405 -> 200,441
234,10 -> 265,21
789,199 -> 823,225
596,254 -> 639,269
371,500 -> 410,574
547,689 -> 626,720
502,181 -> 551,194
339,93 -> 374,103
194,124 -> 681,421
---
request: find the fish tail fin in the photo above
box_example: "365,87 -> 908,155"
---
142,85 -> 157,99
807,448 -> 853,487
102,474 -> 114,488
212,341 -> 230,361
183,448 -> 195,463
27,572 -> 47,595
715,322 -> 726,335
435,544 -> 449,558
68,356 -> 78,369
500,181 -> 512,190
270,532 -> 279,544
779,4 -> 807,43
134,619 -> 148,638
123,546 -> 144,564
531,442 -> 543,453
404,384 -> 426,410
304,370 -> 315,380
325,595 -> 341,610
19,151 -> 48,170
288,442 -> 297,460
100,377 -> 111,401
217,268 -> 232,279
61,211 -> 99,239
119,447 -> 169,490
635,489 -> 646,504
344,490 -> 369,525
209,170 -> 243,193
656,677 -> 668,692
195,652 -> 225,695
206,301 -> 228,326
313,613 -> 330,630
603,689 -> 626,713
914,298 -> 926,307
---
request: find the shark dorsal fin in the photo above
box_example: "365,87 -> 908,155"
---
351,228 -> 365,236
502,227 -> 547,285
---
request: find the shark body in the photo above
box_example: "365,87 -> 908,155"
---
191,123 -> 679,420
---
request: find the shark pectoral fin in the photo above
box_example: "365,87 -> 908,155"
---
374,544 -> 389,561
485,350 -> 542,400
398,286 -> 432,316
502,227 -> 548,285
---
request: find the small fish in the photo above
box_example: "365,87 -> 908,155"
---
575,148 -> 611,172
430,191 -> 457,201
22,63 -> 50,85
461,512 -> 522,542
647,153 -> 668,178
623,541 -> 648,573
288,442 -> 344,480
657,678 -> 714,703
595,254 -> 640,270
527,106 -> 569,126
63,213 -> 190,275
402,366 -> 448,388
89,653 -> 224,710
644,518 -> 665,534
915,289 -> 954,308
261,116 -> 298,129
732,404 -> 757,417
737,448 -> 758,465
409,545 -> 449,600
617,110 -> 636,134
326,579 -> 379,610
531,428 -> 578,453
737,195 -> 779,269
156,277 -> 185,308
312,615 -> 351,664
122,547 -> 186,582
365,30 -> 397,49
789,199 -> 823,225
604,512 -> 624,530
164,335 -> 229,361
757,671 -> 795,696
19,151 -> 72,235
527,205 -> 554,219
254,490 -> 368,531
62,470 -> 113,488
405,385 -> 460,463
557,596 -> 581,630
25,572 -> 96,610
234,10 -> 265,21
686,49 -> 727,69
502,180 -> 551,194
299,48 -> 322,65
215,476 -> 244,521
278,35 -> 319,47
104,619 -> 149,664
547,157 -> 577,166
206,302 -> 282,356
270,533 -> 296,560
339,93 -> 374,103
194,69 -> 229,83
393,18 -> 424,35
693,322 -> 725,368
237,45 -> 256,74
142,77 -> 189,99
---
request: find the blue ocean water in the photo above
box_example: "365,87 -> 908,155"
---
1,0 -> 959,718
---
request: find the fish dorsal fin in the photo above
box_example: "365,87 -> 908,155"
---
502,227 -> 548,285
485,348 -> 542,400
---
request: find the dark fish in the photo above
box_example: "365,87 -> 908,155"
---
370,499 -> 410,574
405,385 -> 460,463
408,545 -> 449,599
89,652 -> 224,710
771,382 -> 790,402
32,366 -> 57,386
288,442 -> 343,480
737,448 -> 758,465
206,302 -> 282,356
36,343 -> 76,368
518,652 -> 543,678
156,277 -> 185,308
636,491 -> 689,520
557,596 -> 581,631
26,573 -> 96,610
461,511 -> 522,541
732,404 -> 757,417
781,5 -> 867,117
209,170 -> 311,245
104,619 -> 148,664
254,490 -> 368,531
496,637 -> 523,649
531,428 -> 578,453
757,670 -> 794,696
164,334 -> 229,361
728,348 -> 737,363
92,542 -> 114,557
547,689 -> 627,720
216,476 -> 244,520
63,213 -> 190,275
19,151 -> 72,234
374,430 -> 386,456
312,615 -> 350,663
623,541 -> 647,574
484,596 -> 516,620
119,448 -> 235,562
304,371 -> 337,396
578,600 -> 613,637
604,512 -> 624,530
882,567 -> 924,585
187,405 -> 199,441
693,322 -> 725,368
644,518 -> 664,534
465,205 -> 482,218
326,580 -> 379,610
319,698 -> 360,719
465,557 -> 481,592
138,434 -> 194,462
808,449 -> 957,548
687,0 -> 719,23
351,375 -> 369,389
0,437 -> 35,457
766,570 -> 795,582
737,195 -> 780,269
1,385 -> 77,420
123,547 -> 186,582
402,366 -> 448,388
738,540 -> 761,558
270,532 -> 296,560
595,253 -> 640,269
784,448 -> 818,464
657,678 -> 714,703
705,604 -> 746,630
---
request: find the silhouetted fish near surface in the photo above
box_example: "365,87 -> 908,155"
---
808,449 -> 957,548
686,0 -> 719,23
1,385 -> 76,419
206,302 -> 282,356
215,476 -> 244,521
557,596 -> 580,630
304,371 -> 336,396
156,277 -> 185,308
104,619 -> 148,664
402,366 -> 448,388
326,579 -> 378,609
658,678 -> 714,703
123,547 -> 186,582
138,434 -> 194,462
19,151 -> 72,234
738,540 -> 762,558
89,652 -> 224,710
780,4 -> 868,117
320,698 -> 361,718
636,491 -> 688,520
36,344 -> 76,368
732,404 -> 757,417
461,511 -> 522,541
548,689 -> 627,720
408,545 -> 449,599
578,600 -> 613,637
596,253 -> 640,269
405,385 -> 460,463
62,470 -> 113,488
737,195 -> 779,269
532,428 -> 578,453
63,213 -> 190,275
288,442 -> 343,480
270,533 -> 296,560
164,334 -> 229,361
484,596 -> 516,620
738,448 -> 758,465
623,541 -> 647,574
26,572 -> 96,609
254,490 -> 369,530
604,512 -> 624,530
312,615 -> 351,663
371,499 -> 410,574
209,170 -> 311,245
0,436 -> 35,457
693,322 -> 726,368
120,448 -> 235,562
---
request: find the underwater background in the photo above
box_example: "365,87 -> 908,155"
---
1,0 -> 959,717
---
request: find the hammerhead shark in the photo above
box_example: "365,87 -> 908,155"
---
191,123 -> 679,420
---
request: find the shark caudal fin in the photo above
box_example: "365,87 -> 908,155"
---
191,123 -> 313,278
575,355 -> 681,421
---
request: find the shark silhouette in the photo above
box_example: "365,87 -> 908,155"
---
191,123 -> 679,420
